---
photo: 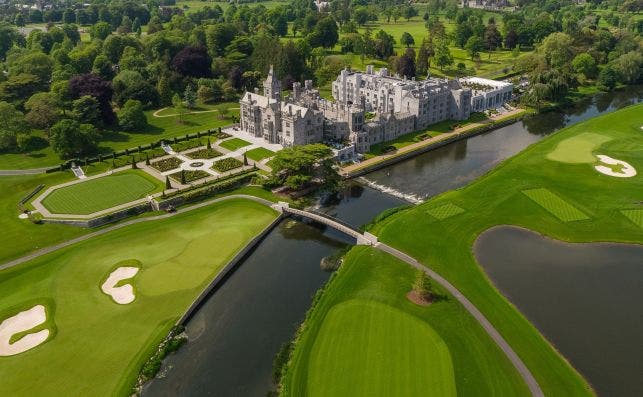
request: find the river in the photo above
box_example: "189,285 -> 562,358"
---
144,87 -> 642,396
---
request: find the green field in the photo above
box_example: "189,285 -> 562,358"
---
0,198 -> 277,396
360,104 -> 643,396
0,103 -> 239,170
219,138 -> 252,151
40,170 -> 164,215
308,299 -> 456,397
282,247 -> 530,396
546,132 -> 612,163
245,147 -> 275,161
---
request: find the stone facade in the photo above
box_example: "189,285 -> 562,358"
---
238,66 -> 512,155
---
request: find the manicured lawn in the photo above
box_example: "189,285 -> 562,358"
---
283,247 -> 530,396
0,104 -> 238,170
245,147 -> 275,161
219,138 -> 251,151
365,104 -> 643,396
0,198 -> 278,396
308,299 -> 456,397
40,170 -> 164,215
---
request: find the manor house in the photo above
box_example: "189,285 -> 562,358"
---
238,66 -> 513,156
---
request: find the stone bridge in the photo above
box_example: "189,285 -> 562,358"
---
272,202 -> 378,246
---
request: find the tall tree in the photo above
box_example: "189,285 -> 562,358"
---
434,39 -> 454,71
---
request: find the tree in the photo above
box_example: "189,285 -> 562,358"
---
69,73 -> 116,125
0,101 -> 30,150
216,102 -> 231,120
90,21 -> 112,40
24,92 -> 60,133
171,46 -> 212,78
112,70 -> 158,108
50,119 -> 99,158
572,54 -> 598,79
72,96 -> 102,126
434,39 -> 454,71
465,36 -> 484,61
416,41 -> 430,77
400,32 -> 415,48
269,144 -> 337,191
396,48 -> 416,79
310,17 -> 339,49
14,14 -> 26,28
597,66 -> 619,91
183,86 -> 197,109
172,93 -> 185,123
505,29 -> 518,50
165,175 -> 172,189
0,24 -> 24,60
91,55 -> 114,80
373,30 -> 395,59
118,99 -> 147,131
484,23 -> 503,57
612,51 -> 643,85
354,7 -> 370,26
413,269 -> 433,301
540,32 -> 573,69
6,51 -> 54,86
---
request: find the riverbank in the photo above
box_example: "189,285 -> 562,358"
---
341,108 -> 529,178
283,103 -> 642,397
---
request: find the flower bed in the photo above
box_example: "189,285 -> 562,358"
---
212,157 -> 243,172
150,157 -> 183,172
169,170 -> 210,183
184,148 -> 223,159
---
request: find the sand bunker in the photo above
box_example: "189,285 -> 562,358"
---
101,267 -> 139,304
0,305 -> 49,356
594,155 -> 637,178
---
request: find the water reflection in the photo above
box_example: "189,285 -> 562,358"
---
475,226 -> 643,397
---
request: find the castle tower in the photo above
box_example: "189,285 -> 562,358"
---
263,65 -> 281,101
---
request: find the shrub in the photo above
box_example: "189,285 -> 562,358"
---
150,157 -> 183,172
212,157 -> 243,172
184,148 -> 222,159
169,170 -> 209,183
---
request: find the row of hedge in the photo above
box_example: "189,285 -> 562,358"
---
45,127 -> 229,173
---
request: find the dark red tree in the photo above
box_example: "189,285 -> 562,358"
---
69,73 -> 116,125
171,47 -> 212,78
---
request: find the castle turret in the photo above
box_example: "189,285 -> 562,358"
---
263,65 -> 281,101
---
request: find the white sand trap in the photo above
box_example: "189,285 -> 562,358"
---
0,305 -> 49,356
594,155 -> 637,178
101,267 -> 140,304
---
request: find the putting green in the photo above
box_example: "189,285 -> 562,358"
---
41,170 -> 163,215
0,198 -> 277,396
546,132 -> 611,163
307,299 -> 456,397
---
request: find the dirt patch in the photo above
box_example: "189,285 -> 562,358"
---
407,290 -> 432,306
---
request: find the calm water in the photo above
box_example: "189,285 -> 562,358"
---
475,226 -> 643,397
146,87 -> 642,396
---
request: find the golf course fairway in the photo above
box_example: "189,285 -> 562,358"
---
0,198 -> 277,396
283,103 -> 642,396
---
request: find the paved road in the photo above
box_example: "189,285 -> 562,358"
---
0,194 -> 273,271
375,243 -> 544,397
